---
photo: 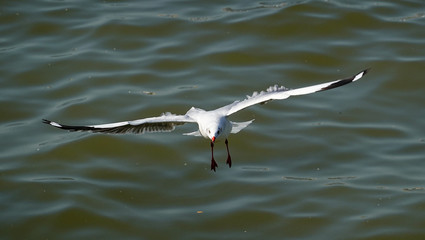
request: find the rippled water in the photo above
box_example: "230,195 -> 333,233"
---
2,0 -> 425,239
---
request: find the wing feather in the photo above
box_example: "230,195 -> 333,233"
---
220,69 -> 369,116
43,112 -> 196,134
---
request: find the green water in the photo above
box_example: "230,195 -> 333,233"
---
1,1 -> 425,239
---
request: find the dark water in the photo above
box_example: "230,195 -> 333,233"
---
1,1 -> 425,239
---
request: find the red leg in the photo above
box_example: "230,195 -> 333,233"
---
210,141 -> 218,171
225,139 -> 232,168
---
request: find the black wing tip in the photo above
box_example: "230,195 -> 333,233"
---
354,67 -> 371,81
354,68 -> 371,80
42,119 -> 51,124
42,119 -> 58,126
319,79 -> 352,91
319,68 -> 370,92
42,119 -> 92,132
360,68 -> 371,77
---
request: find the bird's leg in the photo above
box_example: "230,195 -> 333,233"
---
210,141 -> 218,171
225,139 -> 232,168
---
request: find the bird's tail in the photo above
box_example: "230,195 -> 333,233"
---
230,119 -> 254,134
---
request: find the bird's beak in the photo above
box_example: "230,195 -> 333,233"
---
211,136 -> 216,143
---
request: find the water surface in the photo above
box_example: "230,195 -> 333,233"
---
1,1 -> 425,239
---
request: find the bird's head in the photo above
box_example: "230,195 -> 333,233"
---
206,126 -> 223,143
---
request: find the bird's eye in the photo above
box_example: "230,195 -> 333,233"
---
217,130 -> 220,134
208,130 -> 211,134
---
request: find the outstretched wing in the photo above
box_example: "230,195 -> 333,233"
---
219,69 -> 369,116
43,112 -> 196,134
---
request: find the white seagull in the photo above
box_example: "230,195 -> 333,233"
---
43,69 -> 369,171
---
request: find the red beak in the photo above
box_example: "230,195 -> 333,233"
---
211,136 -> 216,142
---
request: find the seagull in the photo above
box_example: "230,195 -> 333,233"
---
43,69 -> 369,171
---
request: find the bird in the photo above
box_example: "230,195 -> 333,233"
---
43,69 -> 369,171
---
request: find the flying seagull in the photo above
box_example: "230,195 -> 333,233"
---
43,69 -> 369,171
